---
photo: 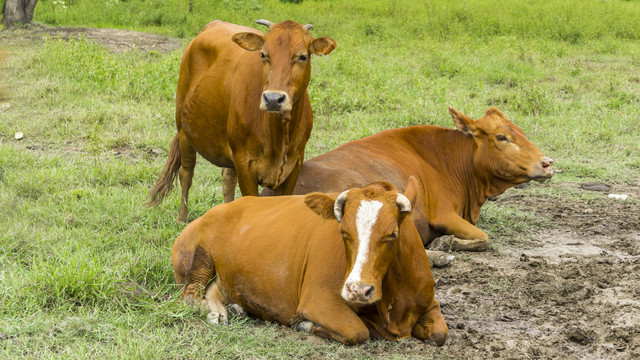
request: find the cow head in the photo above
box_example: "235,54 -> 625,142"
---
232,20 -> 337,114
450,106 -> 554,184
305,179 -> 419,305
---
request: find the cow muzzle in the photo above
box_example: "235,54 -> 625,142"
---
532,156 -> 554,182
341,281 -> 376,304
260,90 -> 292,113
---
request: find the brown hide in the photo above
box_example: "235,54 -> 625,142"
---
148,20 -> 336,222
172,180 -> 448,345
264,107 -> 554,251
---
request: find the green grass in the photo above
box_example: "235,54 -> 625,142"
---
1,0 -> 640,358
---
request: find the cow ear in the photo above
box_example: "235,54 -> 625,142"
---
401,176 -> 420,210
310,37 -> 337,56
485,107 -> 504,118
449,106 -> 477,136
304,192 -> 337,220
232,32 -> 264,51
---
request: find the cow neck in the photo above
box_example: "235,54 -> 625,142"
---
413,127 -> 486,221
425,128 -> 519,221
482,173 -> 522,199
360,217 -> 431,340
258,101 -> 304,168
260,96 -> 305,139
467,140 -> 523,202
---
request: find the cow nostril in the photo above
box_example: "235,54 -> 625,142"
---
363,285 -> 374,299
277,95 -> 285,104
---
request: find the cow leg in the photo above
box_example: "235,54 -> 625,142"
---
234,161 -> 259,197
295,314 -> 369,345
425,250 -> 455,268
181,246 -> 215,302
450,237 -> 489,252
430,214 -> 489,251
272,158 -> 302,196
296,296 -> 369,345
228,303 -> 247,318
411,301 -> 448,346
204,279 -> 229,325
429,235 -> 489,252
221,168 -> 237,203
178,132 -> 197,223
179,248 -> 230,325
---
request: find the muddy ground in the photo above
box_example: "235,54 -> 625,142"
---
2,26 -> 639,359
432,181 -> 640,359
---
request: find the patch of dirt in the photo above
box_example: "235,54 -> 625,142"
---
0,23 -> 182,53
431,181 -> 640,359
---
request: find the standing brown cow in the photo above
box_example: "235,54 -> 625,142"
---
264,107 -> 554,260
148,20 -> 336,222
172,178 -> 448,345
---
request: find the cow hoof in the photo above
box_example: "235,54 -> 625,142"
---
426,250 -> 455,268
208,311 -> 228,325
228,303 -> 247,317
296,320 -> 313,333
428,235 -> 455,252
177,215 -> 188,224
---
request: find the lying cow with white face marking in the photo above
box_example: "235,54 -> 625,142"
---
172,177 -> 448,345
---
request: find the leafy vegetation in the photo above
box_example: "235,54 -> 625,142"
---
1,0 -> 639,358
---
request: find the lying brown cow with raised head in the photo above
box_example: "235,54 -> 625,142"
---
264,107 -> 554,257
148,20 -> 336,222
172,178 -> 448,345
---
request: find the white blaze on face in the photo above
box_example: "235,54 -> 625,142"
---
341,200 -> 384,299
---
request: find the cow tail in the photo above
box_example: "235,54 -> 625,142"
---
146,133 -> 181,207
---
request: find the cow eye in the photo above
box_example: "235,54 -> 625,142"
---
297,54 -> 308,62
260,52 -> 269,62
496,134 -> 508,142
385,232 -> 398,241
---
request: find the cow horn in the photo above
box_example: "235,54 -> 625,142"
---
397,194 -> 411,213
255,19 -> 274,29
303,24 -> 313,31
334,190 -> 349,223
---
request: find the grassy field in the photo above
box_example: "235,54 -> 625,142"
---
1,0 -> 639,358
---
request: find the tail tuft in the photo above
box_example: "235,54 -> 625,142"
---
146,134 -> 181,207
